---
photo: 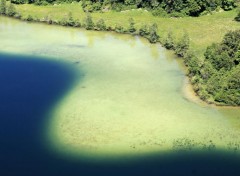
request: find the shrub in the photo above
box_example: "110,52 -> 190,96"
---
0,0 -> 6,15
138,24 -> 149,37
84,13 -> 94,30
10,0 -> 27,4
164,31 -> 175,50
175,32 -> 190,57
7,3 -> 16,17
115,24 -> 125,33
152,7 -> 168,17
26,15 -> 34,21
235,10 -> 240,22
128,18 -> 136,33
96,18 -> 106,31
148,23 -> 159,43
14,12 -> 21,19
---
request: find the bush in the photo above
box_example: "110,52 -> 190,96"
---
10,0 -> 27,4
175,32 -> 190,57
152,8 -> 168,17
164,31 -> 175,50
26,15 -> 34,21
115,24 -> 125,33
7,3 -> 16,17
66,12 -> 75,26
35,0 -> 49,6
148,23 -> 159,43
235,10 -> 240,22
14,12 -> 21,19
127,18 -> 136,33
96,18 -> 106,31
84,13 -> 94,30
0,0 -> 6,15
138,24 -> 149,37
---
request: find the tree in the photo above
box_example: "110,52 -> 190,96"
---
128,18 -> 136,33
0,0 -> 6,15
164,31 -> 175,50
148,23 -> 159,43
85,13 -> 94,30
7,3 -> 16,17
175,32 -> 190,57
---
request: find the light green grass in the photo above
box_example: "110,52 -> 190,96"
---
15,3 -> 240,57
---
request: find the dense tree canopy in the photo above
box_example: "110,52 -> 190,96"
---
9,0 -> 238,16
188,30 -> 240,105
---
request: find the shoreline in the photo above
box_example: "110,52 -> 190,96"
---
1,15 -> 240,158
182,77 -> 240,109
0,13 -> 239,108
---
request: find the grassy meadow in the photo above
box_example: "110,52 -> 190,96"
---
14,3 -> 240,57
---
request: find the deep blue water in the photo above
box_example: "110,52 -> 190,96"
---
0,53 -> 240,176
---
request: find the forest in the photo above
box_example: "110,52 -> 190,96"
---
10,0 -> 238,17
186,30 -> 240,105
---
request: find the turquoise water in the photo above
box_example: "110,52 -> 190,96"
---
0,16 -> 240,175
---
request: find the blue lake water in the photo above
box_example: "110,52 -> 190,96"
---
1,16 -> 240,176
0,54 -> 240,176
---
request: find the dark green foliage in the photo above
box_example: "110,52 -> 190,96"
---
26,14 -> 34,21
82,0 -> 102,12
175,32 -> 190,57
34,0 -> 49,6
7,3 -> 16,16
152,7 -> 168,17
84,13 -> 94,30
192,29 -> 240,105
7,0 -> 237,17
66,12 -> 80,27
115,23 -> 125,33
0,0 -> 6,15
235,10 -> 240,21
164,31 -> 175,50
148,23 -> 159,43
205,30 -> 240,71
14,11 -> 21,18
138,24 -> 149,37
10,0 -> 27,4
96,18 -> 106,31
127,18 -> 136,33
184,51 -> 201,76
221,0 -> 237,10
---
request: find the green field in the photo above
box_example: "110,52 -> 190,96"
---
15,3 -> 240,57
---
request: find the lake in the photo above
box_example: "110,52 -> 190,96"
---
0,16 -> 240,176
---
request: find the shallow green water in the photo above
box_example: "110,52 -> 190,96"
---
1,16 -> 240,160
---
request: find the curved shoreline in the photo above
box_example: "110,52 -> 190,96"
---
1,12 -> 239,108
1,16 -> 240,159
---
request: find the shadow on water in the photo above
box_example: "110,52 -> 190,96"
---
0,53 -> 240,176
